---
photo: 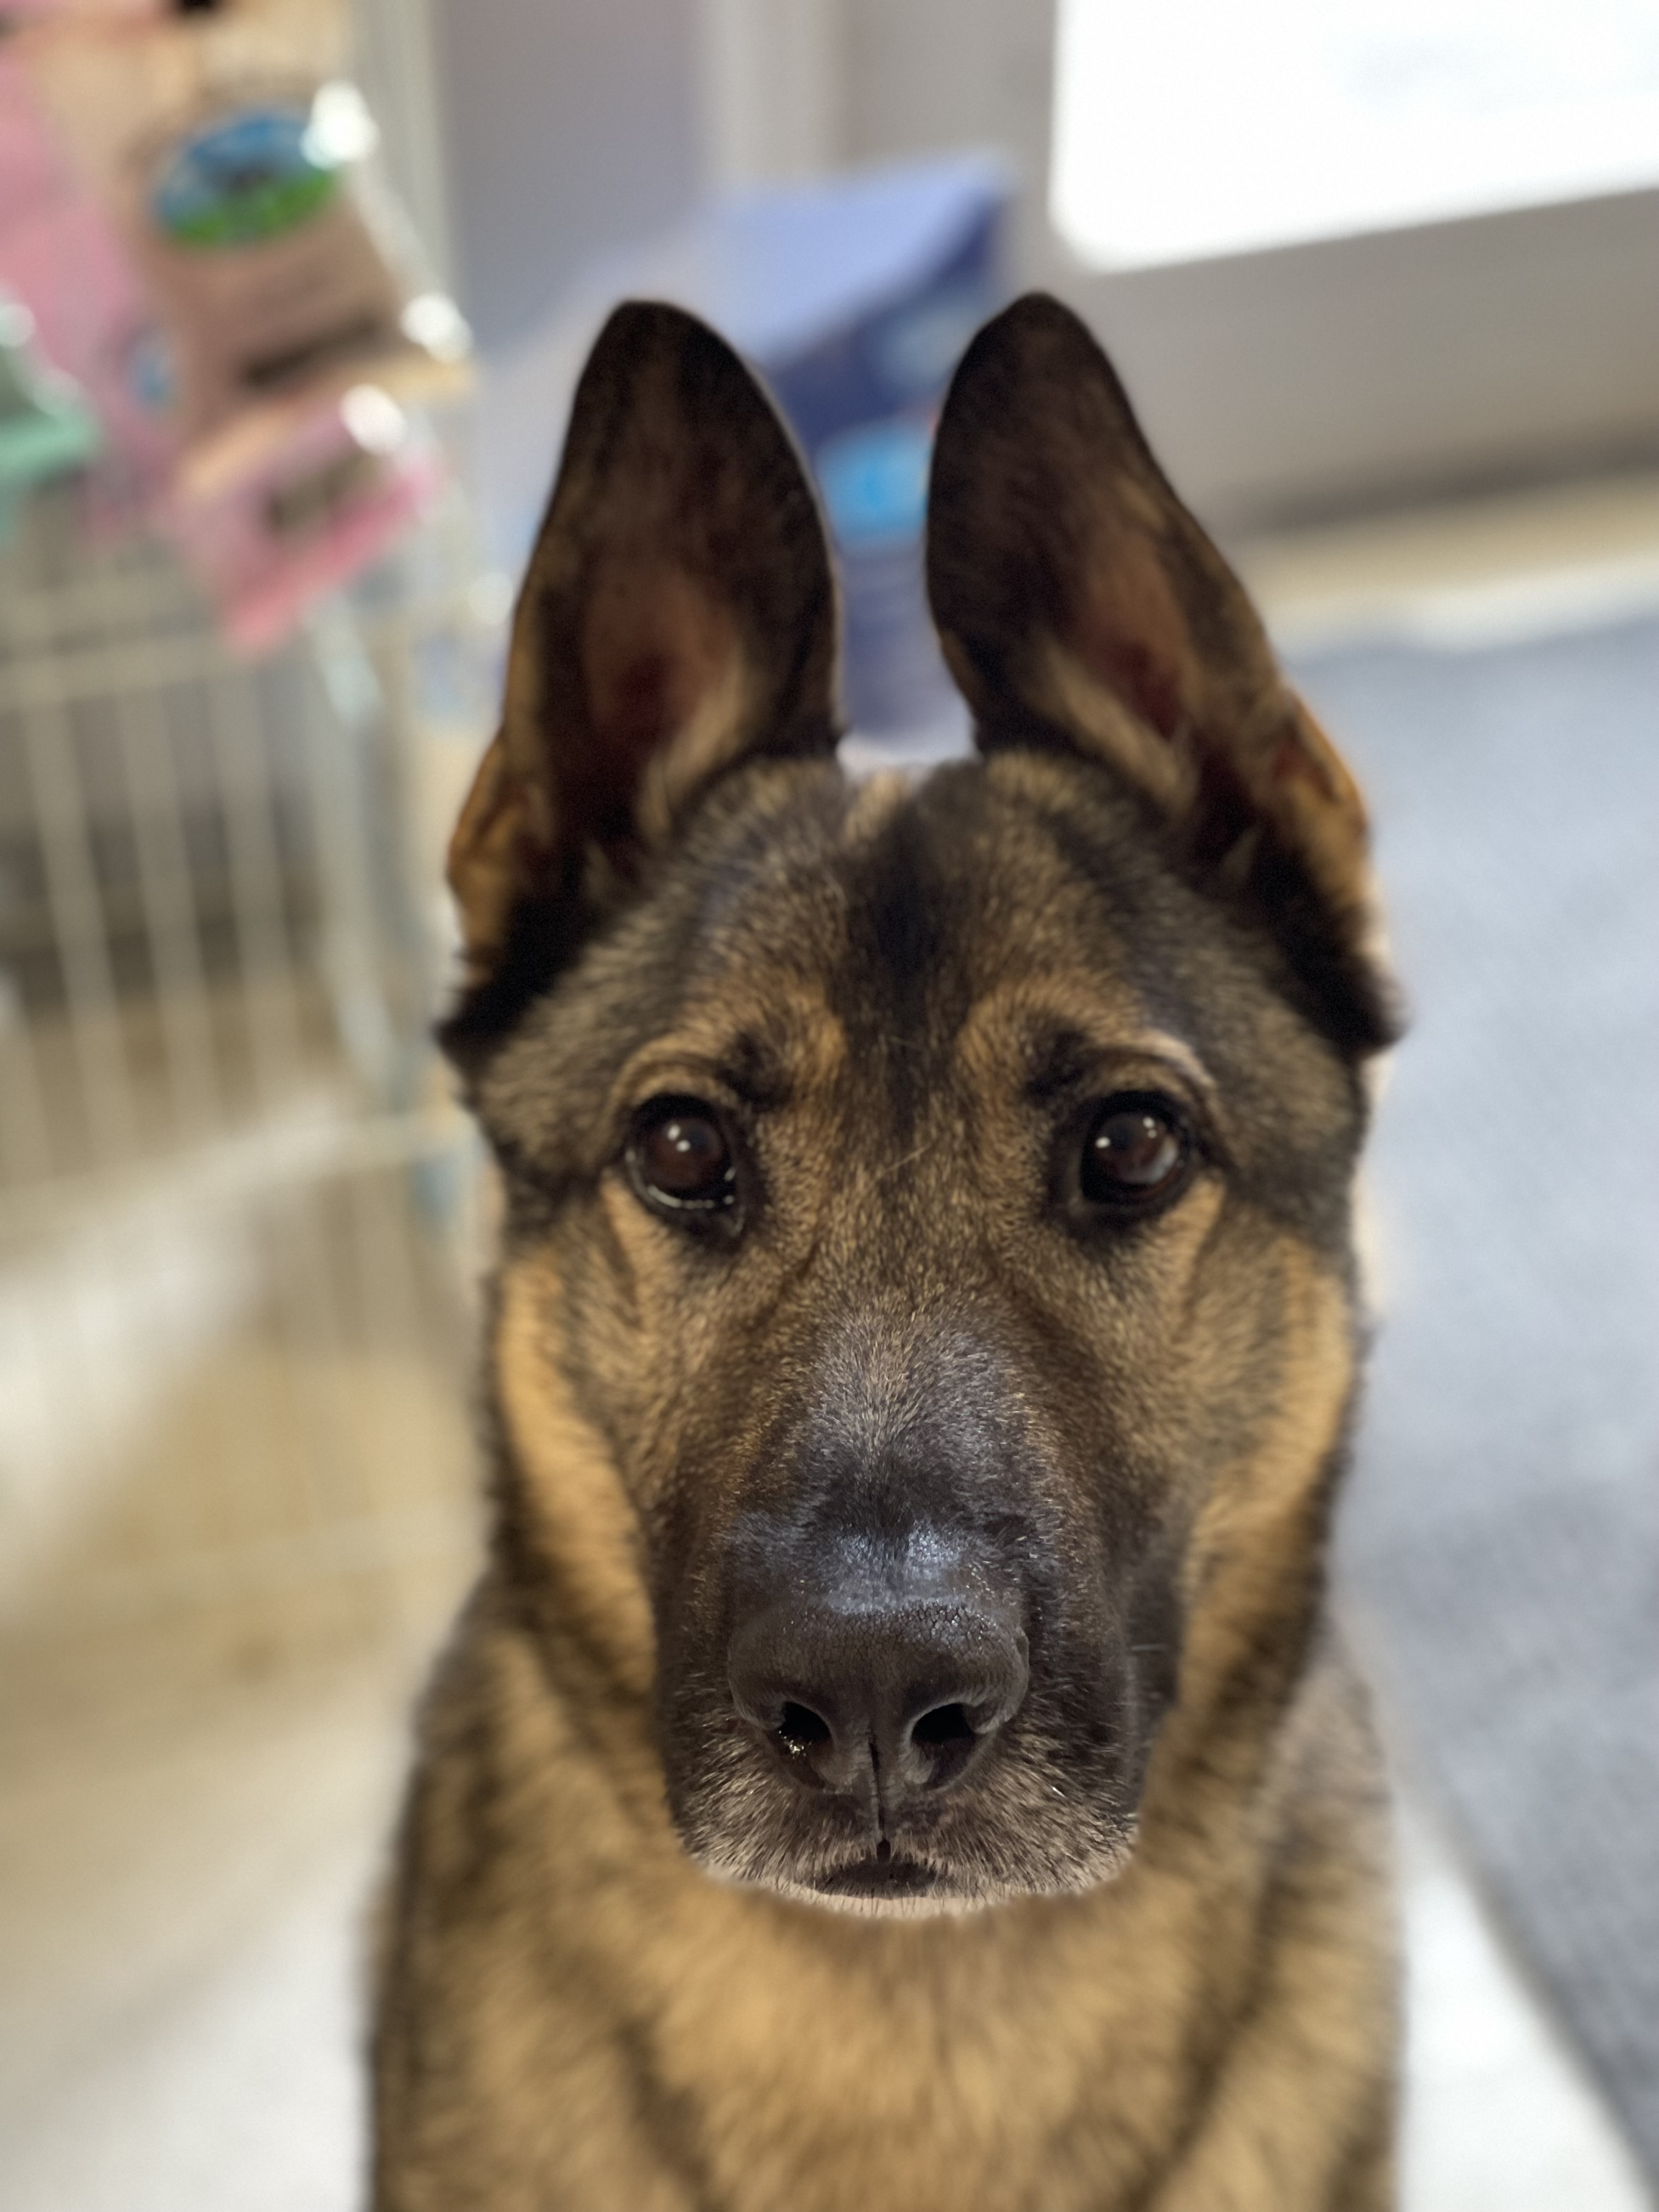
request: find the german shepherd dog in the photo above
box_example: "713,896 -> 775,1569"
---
373,293 -> 1402,2210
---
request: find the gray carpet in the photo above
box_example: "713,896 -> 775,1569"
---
1293,614 -> 1659,2186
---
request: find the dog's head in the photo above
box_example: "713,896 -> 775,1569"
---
443,297 -> 1397,1915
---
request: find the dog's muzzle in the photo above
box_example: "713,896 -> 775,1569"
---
716,1531 -> 1032,1901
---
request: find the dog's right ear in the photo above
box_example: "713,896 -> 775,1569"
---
442,301 -> 839,1057
928,294 -> 1397,1055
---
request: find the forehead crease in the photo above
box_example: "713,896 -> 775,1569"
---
825,789 -> 967,1124
825,769 -> 1141,1062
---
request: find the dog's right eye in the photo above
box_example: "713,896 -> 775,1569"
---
627,1096 -> 738,1218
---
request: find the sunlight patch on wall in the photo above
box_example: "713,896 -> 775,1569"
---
1052,0 -> 1659,269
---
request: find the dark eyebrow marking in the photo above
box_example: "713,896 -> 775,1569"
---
1023,1028 -> 1098,1104
1019,1024 -> 1218,1115
713,1029 -> 795,1111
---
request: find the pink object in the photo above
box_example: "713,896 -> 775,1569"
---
167,381 -> 444,653
0,45 -> 178,526
0,3 -> 165,18
12,15 -> 470,636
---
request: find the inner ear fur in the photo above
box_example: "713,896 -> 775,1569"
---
445,300 -> 840,1031
927,292 -> 1398,1055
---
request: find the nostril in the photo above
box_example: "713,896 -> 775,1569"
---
729,1590 -> 1028,1801
911,1701 -> 977,1751
776,1701 -> 832,1758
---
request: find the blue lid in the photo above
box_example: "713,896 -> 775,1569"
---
589,152 -> 1014,367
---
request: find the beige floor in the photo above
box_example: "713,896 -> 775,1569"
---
1235,469 -> 1659,653
0,1646 -> 419,2212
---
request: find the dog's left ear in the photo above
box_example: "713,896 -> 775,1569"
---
444,301 -> 839,1042
928,293 -> 1396,1053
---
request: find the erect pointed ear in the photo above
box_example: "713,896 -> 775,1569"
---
927,294 -> 1396,1053
444,301 -> 839,1039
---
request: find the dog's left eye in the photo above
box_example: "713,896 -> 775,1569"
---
1077,1093 -> 1192,1211
627,1096 -> 737,1215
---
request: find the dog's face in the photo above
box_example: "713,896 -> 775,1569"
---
443,298 -> 1396,1916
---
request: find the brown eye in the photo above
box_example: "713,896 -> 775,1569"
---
1079,1094 -> 1190,1210
628,1096 -> 737,1215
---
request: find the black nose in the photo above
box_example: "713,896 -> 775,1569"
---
727,1593 -> 1029,1801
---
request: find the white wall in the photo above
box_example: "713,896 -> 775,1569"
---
1062,187 -> 1659,535
428,0 -> 704,349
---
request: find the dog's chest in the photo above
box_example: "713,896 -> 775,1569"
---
559,1814 -> 1235,2211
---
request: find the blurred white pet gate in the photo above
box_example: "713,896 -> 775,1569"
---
0,484 -> 496,1668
